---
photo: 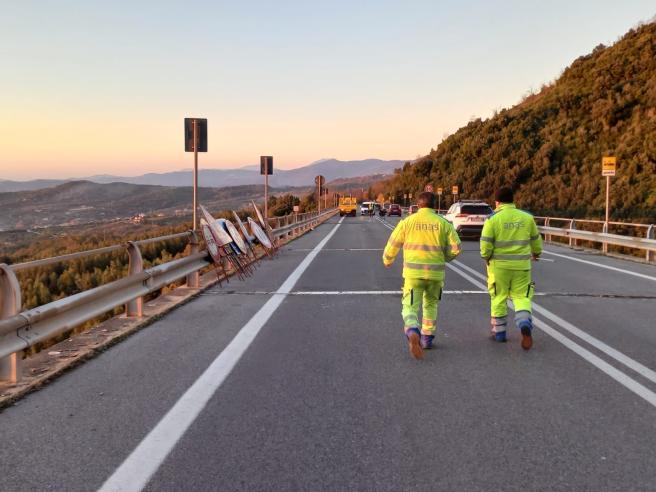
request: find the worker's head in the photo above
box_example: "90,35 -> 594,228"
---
494,187 -> 514,206
417,191 -> 436,209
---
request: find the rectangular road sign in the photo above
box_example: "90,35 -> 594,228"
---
437,187 -> 443,195
184,118 -> 208,152
452,185 -> 459,195
260,156 -> 273,175
602,156 -> 616,176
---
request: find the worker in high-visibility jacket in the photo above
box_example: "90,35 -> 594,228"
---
383,192 -> 461,359
480,187 -> 543,350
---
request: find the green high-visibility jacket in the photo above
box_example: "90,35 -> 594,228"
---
480,203 -> 543,270
383,208 -> 461,280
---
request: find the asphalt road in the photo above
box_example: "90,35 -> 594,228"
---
1,213 -> 656,491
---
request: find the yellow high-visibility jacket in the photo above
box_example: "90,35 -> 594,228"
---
480,203 -> 543,270
383,208 -> 461,280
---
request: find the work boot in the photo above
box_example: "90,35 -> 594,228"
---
519,322 -> 533,350
420,334 -> 435,350
491,330 -> 507,343
405,327 -> 424,360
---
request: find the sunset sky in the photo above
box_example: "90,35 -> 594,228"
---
1,1 -> 654,180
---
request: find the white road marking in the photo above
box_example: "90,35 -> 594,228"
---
289,290 -> 486,295
291,248 -> 383,252
542,249 -> 656,282
99,217 -> 345,492
452,259 -> 656,385
447,261 -> 656,408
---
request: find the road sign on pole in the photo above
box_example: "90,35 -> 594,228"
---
452,185 -> 459,195
602,156 -> 616,177
315,175 -> 325,213
261,156 -> 273,221
424,184 -> 434,193
602,156 -> 616,252
184,118 -> 208,231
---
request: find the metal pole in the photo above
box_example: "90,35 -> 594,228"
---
193,119 -> 198,231
605,175 -> 610,226
438,195 -> 441,212
604,175 -> 610,253
264,172 -> 269,223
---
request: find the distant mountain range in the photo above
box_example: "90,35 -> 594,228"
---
0,158 -> 405,193
0,181 -> 287,230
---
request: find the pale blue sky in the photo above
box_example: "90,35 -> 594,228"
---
1,1 -> 654,179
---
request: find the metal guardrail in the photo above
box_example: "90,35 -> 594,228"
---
0,208 -> 337,382
535,216 -> 655,263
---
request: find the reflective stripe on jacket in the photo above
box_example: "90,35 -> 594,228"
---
383,208 -> 461,280
480,203 -> 543,270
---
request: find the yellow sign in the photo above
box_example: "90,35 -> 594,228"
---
437,187 -> 443,195
452,185 -> 459,195
602,156 -> 616,177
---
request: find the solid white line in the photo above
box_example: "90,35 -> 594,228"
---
542,249 -> 656,282
451,259 -> 656,385
446,261 -> 656,408
99,217 -> 345,492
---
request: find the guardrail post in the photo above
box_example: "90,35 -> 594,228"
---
0,264 -> 22,382
545,218 -> 551,242
602,222 -> 609,254
569,220 -> 576,248
186,231 -> 200,288
647,225 -> 655,263
125,242 -> 144,317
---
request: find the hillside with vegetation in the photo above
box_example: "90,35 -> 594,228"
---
0,181 -> 311,230
383,21 -> 656,220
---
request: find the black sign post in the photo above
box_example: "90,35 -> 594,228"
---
184,118 -> 208,231
315,175 -> 325,213
260,156 -> 273,222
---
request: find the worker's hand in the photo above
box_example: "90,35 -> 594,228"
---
532,253 -> 540,261
383,262 -> 392,268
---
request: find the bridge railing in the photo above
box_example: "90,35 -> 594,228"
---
0,208 -> 337,382
534,216 -> 655,262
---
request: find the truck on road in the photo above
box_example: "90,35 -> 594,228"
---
339,196 -> 357,217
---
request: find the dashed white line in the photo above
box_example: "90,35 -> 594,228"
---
99,217 -> 345,492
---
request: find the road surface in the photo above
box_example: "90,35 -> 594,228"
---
1,214 -> 656,491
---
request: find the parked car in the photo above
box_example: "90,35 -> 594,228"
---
388,204 -> 402,217
444,200 -> 493,238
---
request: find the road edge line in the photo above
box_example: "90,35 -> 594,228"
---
98,216 -> 345,492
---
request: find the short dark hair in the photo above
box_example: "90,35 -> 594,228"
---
495,187 -> 514,203
417,191 -> 435,208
